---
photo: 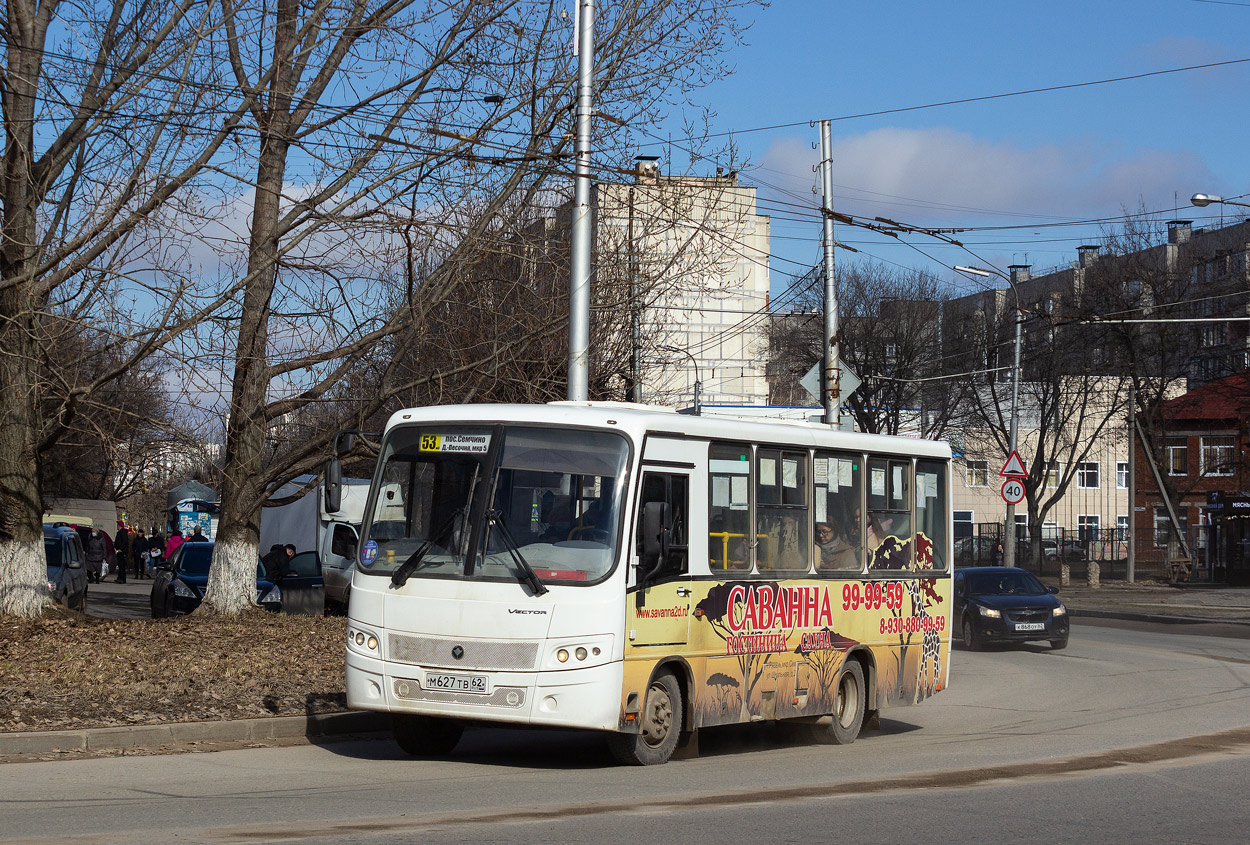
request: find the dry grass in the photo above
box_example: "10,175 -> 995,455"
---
0,608 -> 347,733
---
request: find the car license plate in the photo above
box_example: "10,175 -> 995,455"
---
425,672 -> 490,695
1015,622 -> 1045,631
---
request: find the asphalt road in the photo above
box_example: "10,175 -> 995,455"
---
2,622 -> 1249,843
83,578 -> 153,619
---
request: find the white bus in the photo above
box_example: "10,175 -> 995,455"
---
335,402 -> 952,765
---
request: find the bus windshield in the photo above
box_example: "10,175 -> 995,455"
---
360,424 -> 630,586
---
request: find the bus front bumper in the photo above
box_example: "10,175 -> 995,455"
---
346,649 -> 622,732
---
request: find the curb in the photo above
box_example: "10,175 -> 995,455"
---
0,710 -> 389,757
1070,608 -> 1250,627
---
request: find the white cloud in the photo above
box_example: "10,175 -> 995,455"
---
760,127 -> 1217,224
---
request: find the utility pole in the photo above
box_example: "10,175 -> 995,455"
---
567,0 -> 594,401
819,120 -> 840,425
1003,303 -> 1023,568
628,184 -> 640,402
956,266 -> 1024,568
1127,379 -> 1136,582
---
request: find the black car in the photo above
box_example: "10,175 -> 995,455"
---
151,541 -> 282,617
954,566 -> 1069,650
43,524 -> 89,610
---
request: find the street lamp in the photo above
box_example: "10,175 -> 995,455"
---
1191,193 -> 1250,210
955,265 -> 1024,569
660,345 -> 701,415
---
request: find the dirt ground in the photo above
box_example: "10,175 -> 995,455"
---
0,608 -> 347,733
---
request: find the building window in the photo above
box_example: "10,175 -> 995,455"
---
1077,462 -> 1100,489
966,460 -> 989,488
954,510 -> 973,540
1166,438 -> 1188,476
1201,435 -> 1235,477
1078,514 -> 1100,542
1116,461 -> 1128,489
1116,515 -> 1129,541
1045,461 -> 1060,488
1201,324 -> 1228,348
1153,506 -> 1187,549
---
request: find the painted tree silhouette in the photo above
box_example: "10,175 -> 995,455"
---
793,628 -> 857,710
695,580 -> 791,721
705,672 -> 741,718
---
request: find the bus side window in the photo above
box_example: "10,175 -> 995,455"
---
756,449 -> 810,574
867,457 -> 913,570
636,472 -> 688,578
814,452 -> 863,572
915,460 -> 948,571
709,443 -> 752,570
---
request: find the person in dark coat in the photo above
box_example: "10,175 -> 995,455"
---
85,528 -> 107,584
187,526 -> 208,544
261,545 -> 287,582
131,529 -> 150,580
113,527 -> 130,583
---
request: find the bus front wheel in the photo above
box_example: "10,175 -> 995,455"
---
391,714 -> 463,757
607,671 -> 682,765
828,659 -> 865,745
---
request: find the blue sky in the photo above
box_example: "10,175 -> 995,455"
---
643,0 -> 1250,301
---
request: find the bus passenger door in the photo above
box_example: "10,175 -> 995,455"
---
630,470 -> 691,647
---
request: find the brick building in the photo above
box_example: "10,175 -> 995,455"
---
1133,370 -> 1250,583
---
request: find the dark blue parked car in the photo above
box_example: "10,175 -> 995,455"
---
151,541 -> 279,617
43,524 -> 89,610
150,541 -> 325,617
954,566 -> 1069,651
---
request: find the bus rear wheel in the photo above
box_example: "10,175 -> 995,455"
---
391,714 -> 463,757
828,659 -> 865,745
607,671 -> 682,766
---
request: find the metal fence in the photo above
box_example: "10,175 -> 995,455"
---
959,522 -> 1222,582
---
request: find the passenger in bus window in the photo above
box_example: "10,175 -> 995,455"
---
815,521 -> 857,570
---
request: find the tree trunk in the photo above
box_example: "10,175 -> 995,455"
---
201,136 -> 290,613
0,4 -> 53,617
0,314 -> 49,617
201,0 -> 297,613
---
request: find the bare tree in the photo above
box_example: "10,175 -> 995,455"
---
768,262 -> 956,437
0,0 -> 257,617
201,0 -> 762,613
955,291 -> 1126,565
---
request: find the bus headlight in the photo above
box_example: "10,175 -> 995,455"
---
348,626 -> 381,656
547,637 -> 613,669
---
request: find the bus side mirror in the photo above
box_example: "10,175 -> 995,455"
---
325,458 -> 343,514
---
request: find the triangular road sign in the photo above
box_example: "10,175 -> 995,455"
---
1000,451 -> 1028,478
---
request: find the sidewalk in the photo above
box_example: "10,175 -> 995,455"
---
4,579 -> 1249,762
1050,578 -> 1250,625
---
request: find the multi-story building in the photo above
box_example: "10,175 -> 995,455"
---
929,215 -> 1250,579
592,163 -> 771,407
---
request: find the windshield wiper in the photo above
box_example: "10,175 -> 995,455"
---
390,512 -> 460,588
487,509 -> 548,597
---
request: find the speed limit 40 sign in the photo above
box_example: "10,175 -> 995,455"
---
1001,478 -> 1026,505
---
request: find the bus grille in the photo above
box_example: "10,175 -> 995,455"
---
393,680 -> 527,709
387,633 -> 540,670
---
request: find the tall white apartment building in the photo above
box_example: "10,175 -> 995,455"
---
593,164 -> 771,408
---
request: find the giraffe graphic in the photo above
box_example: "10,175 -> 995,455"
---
909,533 -> 943,703
906,578 -> 942,703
